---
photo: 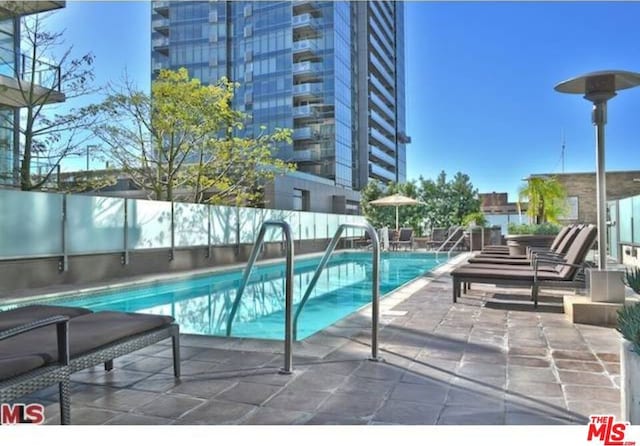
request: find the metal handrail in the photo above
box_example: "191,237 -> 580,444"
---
292,222 -> 382,361
447,232 -> 466,258
435,226 -> 462,261
225,220 -> 295,374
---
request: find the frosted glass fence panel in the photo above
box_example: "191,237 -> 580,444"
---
619,197 -> 633,243
327,213 -> 341,238
211,206 -> 237,245
299,212 -> 315,240
634,197 -> 640,245
315,213 -> 328,239
264,209 -> 299,241
127,199 -> 172,249
238,207 -> 265,243
0,189 -> 63,257
174,203 -> 209,247
67,195 -> 125,254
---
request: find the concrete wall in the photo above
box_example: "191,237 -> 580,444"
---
0,239 -> 340,297
534,171 -> 640,224
263,174 -> 361,213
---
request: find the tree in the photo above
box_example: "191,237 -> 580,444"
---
0,12 -> 99,190
90,68 -> 294,203
417,171 -> 480,230
518,176 -> 567,224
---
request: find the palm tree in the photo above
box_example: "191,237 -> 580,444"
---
518,176 -> 567,224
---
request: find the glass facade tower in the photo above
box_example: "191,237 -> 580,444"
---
151,1 -> 408,212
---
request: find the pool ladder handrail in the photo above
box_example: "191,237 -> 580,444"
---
435,226 -> 462,261
292,222 -> 382,361
226,220 -> 294,374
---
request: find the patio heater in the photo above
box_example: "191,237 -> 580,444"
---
554,70 -> 640,270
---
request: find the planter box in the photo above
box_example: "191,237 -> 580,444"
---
505,234 -> 556,256
621,339 -> 640,422
589,269 -> 626,303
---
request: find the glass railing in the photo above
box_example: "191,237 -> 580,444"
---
369,74 -> 395,104
292,82 -> 323,96
0,188 -> 367,259
370,127 -> 396,151
369,145 -> 395,167
370,91 -> 395,119
293,61 -> 323,74
370,109 -> 396,135
152,36 -> 169,47
292,39 -> 319,53
1,53 -> 63,91
152,17 -> 169,29
369,162 -> 396,182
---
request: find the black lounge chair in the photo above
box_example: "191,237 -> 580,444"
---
0,316 -> 71,424
0,305 -> 181,424
450,225 -> 597,307
467,224 -> 582,265
478,224 -> 573,256
391,228 -> 414,251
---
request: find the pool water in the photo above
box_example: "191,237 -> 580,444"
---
7,252 -> 444,340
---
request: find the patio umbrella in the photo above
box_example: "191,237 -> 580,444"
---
368,193 -> 423,231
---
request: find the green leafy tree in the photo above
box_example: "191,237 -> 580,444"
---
89,68 -> 294,203
418,171 -> 480,230
518,176 -> 567,224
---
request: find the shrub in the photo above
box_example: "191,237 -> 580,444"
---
507,222 -> 561,235
462,212 -> 487,227
625,267 -> 640,294
618,303 -> 640,354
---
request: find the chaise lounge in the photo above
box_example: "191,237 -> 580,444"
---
450,225 -> 597,307
0,305 -> 181,424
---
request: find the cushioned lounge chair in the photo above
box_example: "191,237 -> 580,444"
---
477,224 -> 573,256
0,316 -> 71,424
450,225 -> 597,307
391,228 -> 414,251
467,224 -> 582,265
0,305 -> 181,424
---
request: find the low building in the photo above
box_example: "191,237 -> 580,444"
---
529,170 -> 640,224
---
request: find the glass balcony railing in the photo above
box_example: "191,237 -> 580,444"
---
369,162 -> 396,182
0,53 -> 62,92
292,39 -> 319,54
370,91 -> 395,119
370,53 -> 395,87
152,36 -> 169,47
370,127 -> 396,151
293,82 -> 323,96
369,145 -> 395,167
369,74 -> 395,104
370,109 -> 396,135
292,13 -> 321,30
293,61 -> 323,74
152,17 -> 169,29
293,105 -> 319,118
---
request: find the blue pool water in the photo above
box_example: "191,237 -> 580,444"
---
7,252 -> 444,340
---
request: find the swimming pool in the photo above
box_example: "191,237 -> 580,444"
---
5,252 -> 445,340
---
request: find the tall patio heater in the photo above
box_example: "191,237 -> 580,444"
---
554,70 -> 640,270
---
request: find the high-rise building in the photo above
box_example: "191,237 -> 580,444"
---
0,1 -> 66,186
151,1 -> 409,213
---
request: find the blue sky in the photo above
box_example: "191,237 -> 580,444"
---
49,1 -> 640,201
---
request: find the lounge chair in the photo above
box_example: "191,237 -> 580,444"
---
391,228 -> 414,251
450,225 -> 597,307
478,224 -> 573,256
467,224 -> 582,265
0,316 -> 71,424
0,305 -> 181,424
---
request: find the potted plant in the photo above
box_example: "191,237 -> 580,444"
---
505,222 -> 561,256
617,271 -> 640,422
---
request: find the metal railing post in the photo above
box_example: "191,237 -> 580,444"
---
207,205 -> 212,259
292,222 -> 381,361
122,198 -> 129,265
169,201 -> 175,261
59,194 -> 68,272
226,220 -> 295,374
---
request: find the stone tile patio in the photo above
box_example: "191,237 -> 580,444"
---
24,259 -> 622,425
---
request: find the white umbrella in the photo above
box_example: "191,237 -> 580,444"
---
368,193 -> 423,231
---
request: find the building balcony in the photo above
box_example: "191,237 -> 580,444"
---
0,1 -> 64,19
0,54 -> 65,107
369,162 -> 396,183
369,74 -> 394,105
370,109 -> 396,136
369,145 -> 395,167
293,61 -> 323,82
152,17 -> 169,35
292,39 -> 319,60
292,1 -> 321,17
292,13 -> 321,37
370,91 -> 395,119
293,105 -> 320,120
370,53 -> 395,87
370,127 -> 396,152
153,1 -> 169,18
293,82 -> 322,100
293,127 -> 321,141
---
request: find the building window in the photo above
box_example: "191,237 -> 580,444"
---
293,188 -> 309,211
243,4 -> 252,17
